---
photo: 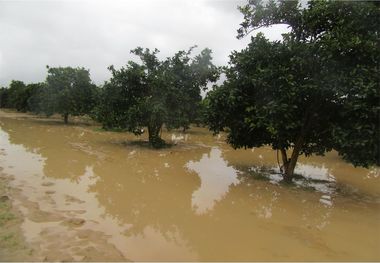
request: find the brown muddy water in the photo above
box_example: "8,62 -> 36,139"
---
0,111 -> 379,261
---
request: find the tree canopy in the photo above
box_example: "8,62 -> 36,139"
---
3,80 -> 27,111
43,66 -> 98,123
206,0 -> 380,180
96,47 -> 219,148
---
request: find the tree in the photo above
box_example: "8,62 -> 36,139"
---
26,82 -> 47,114
43,66 -> 98,123
206,0 -> 379,180
167,48 -> 219,131
4,80 -> 27,111
96,47 -> 218,148
0,81 -> 46,112
0,87 -> 9,108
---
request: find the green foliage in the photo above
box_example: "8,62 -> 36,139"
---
6,81 -> 25,109
43,66 -> 98,123
0,82 -> 46,112
0,199 -> 15,227
207,35 -> 337,154
94,61 -> 146,130
193,98 -> 209,127
3,80 -> 27,111
25,83 -> 47,114
0,87 -> 9,108
207,0 -> 379,178
95,47 -> 218,148
164,47 -> 219,131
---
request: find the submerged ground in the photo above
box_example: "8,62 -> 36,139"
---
0,110 -> 379,261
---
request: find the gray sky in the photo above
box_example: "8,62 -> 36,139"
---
0,0 -> 289,87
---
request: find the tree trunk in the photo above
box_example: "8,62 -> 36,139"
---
283,135 -> 304,182
281,107 -> 313,181
148,123 -> 165,148
280,148 -> 289,173
63,113 -> 69,124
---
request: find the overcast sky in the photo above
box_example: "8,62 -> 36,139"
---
0,0 -> 289,87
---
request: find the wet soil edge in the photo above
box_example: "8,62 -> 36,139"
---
0,170 -> 36,261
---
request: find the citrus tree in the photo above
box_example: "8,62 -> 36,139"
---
96,47 -> 218,148
43,66 -> 98,123
206,0 -> 379,180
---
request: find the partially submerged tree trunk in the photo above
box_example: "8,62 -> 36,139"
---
282,135 -> 304,182
280,108 -> 312,181
148,123 -> 165,148
63,113 -> 69,124
280,148 -> 289,174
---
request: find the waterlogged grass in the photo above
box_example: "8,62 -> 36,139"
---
0,176 -> 33,260
0,184 -> 14,226
0,179 -> 19,250
0,233 -> 18,248
93,126 -> 127,132
0,202 -> 15,226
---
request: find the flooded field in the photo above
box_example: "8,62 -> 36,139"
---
0,110 -> 379,261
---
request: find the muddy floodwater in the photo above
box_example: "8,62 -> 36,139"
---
0,111 -> 379,261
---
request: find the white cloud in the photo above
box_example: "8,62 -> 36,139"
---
0,0 -> 289,87
0,50 -> 3,77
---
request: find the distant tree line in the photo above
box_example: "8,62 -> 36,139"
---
0,0 -> 378,180
0,80 -> 45,112
0,67 -> 99,123
0,47 -> 218,148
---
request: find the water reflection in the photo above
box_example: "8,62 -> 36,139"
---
0,119 -> 96,180
186,147 -> 239,214
295,163 -> 336,182
0,127 -> 130,260
0,114 -> 379,261
122,226 -> 196,261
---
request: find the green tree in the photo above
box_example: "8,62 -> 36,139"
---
167,48 -> 219,131
26,82 -> 47,114
43,66 -> 98,123
0,82 -> 46,112
0,87 -> 9,108
96,47 -> 218,148
5,80 -> 27,110
206,0 -> 379,180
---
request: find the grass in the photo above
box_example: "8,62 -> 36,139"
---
92,126 -> 128,133
0,182 -> 13,225
0,206 -> 15,226
0,233 -> 18,248
0,179 -> 18,249
0,193 -> 13,226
